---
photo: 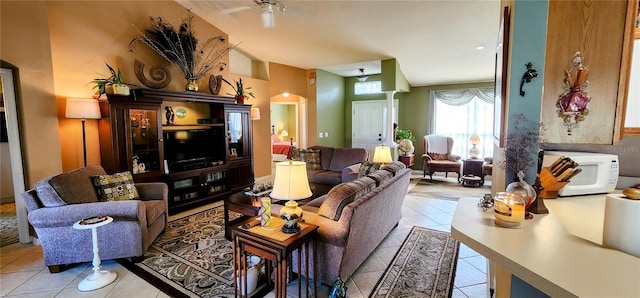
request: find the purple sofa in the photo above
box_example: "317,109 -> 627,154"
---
305,146 -> 369,196
272,161 -> 411,285
21,165 -> 168,273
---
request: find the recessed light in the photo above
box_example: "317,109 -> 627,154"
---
476,45 -> 485,51
282,92 -> 289,97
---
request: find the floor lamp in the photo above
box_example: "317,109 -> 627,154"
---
66,98 -> 101,166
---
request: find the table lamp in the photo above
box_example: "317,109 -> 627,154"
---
469,135 -> 480,159
373,145 -> 393,167
66,98 -> 101,166
280,129 -> 288,141
270,160 -> 312,233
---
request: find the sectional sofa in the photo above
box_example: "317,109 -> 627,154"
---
272,161 -> 411,285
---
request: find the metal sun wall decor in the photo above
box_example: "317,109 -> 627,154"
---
556,51 -> 591,135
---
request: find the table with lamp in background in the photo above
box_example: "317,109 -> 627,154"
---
462,135 -> 484,187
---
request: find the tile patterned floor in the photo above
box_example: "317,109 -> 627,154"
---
0,173 -> 491,297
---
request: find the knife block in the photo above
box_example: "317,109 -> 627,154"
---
538,168 -> 570,199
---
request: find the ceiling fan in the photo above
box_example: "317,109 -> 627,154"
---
220,0 -> 286,28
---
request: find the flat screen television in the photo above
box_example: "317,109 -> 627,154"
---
163,129 -> 224,172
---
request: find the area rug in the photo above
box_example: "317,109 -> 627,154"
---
0,202 -> 19,247
369,226 -> 460,298
409,178 -> 490,201
118,206 -> 241,298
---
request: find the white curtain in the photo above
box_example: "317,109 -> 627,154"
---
430,87 -> 494,160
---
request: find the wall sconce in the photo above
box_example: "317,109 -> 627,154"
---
250,107 -> 261,121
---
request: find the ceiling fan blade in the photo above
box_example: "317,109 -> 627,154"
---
219,6 -> 253,15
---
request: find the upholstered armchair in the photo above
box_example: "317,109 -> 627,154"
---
482,157 -> 493,183
21,165 -> 168,273
422,135 -> 462,182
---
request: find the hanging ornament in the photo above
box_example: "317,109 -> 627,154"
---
555,51 -> 591,135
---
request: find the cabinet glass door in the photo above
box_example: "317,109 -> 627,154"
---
130,109 -> 161,174
227,112 -> 246,159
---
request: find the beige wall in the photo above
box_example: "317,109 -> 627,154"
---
268,63 -> 317,147
1,1 -> 63,186
1,0 -> 274,183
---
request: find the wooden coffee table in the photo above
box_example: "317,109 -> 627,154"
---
224,191 -> 279,240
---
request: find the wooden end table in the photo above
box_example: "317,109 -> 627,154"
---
232,217 -> 318,298
224,191 -> 278,240
398,154 -> 415,167
462,158 -> 485,186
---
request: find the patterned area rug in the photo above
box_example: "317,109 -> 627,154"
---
409,178 -> 491,201
370,227 -> 460,298
0,202 -> 19,247
119,206 -> 241,298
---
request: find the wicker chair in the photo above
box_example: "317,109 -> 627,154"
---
422,135 -> 461,182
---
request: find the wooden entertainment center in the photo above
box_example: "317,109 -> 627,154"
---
99,89 -> 254,215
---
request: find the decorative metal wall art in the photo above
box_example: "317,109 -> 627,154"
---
556,52 -> 591,135
519,62 -> 539,96
134,59 -> 171,89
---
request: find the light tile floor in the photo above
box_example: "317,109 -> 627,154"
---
0,173 -> 490,297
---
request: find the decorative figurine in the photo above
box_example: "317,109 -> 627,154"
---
165,106 -> 175,125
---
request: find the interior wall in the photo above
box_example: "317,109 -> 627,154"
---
46,1 -> 236,172
316,69 -> 345,148
1,1 -> 63,186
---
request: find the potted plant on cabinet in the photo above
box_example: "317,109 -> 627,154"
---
221,77 -> 255,104
91,63 -> 132,96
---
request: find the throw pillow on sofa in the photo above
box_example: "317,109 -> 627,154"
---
92,171 -> 140,201
357,161 -> 381,178
292,148 -> 321,170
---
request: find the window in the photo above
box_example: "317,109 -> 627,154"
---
354,81 -> 382,95
430,88 -> 494,159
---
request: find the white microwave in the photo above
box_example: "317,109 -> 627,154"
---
541,151 -> 619,197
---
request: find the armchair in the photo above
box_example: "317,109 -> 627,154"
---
21,165 -> 168,273
482,157 -> 493,183
422,134 -> 462,182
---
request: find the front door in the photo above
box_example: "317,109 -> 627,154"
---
351,100 -> 398,159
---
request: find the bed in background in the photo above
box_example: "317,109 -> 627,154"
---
272,134 -> 296,161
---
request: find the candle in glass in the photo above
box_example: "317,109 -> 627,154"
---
493,192 -> 525,228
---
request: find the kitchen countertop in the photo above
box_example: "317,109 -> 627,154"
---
451,195 -> 640,298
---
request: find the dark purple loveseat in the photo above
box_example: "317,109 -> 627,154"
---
306,146 -> 368,195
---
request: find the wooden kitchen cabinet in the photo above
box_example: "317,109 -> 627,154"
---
541,0 -> 637,144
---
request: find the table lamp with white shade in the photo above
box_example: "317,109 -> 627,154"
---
373,145 -> 393,167
270,160 -> 312,233
469,135 -> 481,159
279,129 -> 288,141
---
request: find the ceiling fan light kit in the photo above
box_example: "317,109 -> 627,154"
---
261,3 -> 275,28
356,68 -> 368,82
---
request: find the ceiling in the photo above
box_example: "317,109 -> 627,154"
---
177,0 -> 501,87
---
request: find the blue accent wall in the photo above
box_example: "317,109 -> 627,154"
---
505,0 -> 549,184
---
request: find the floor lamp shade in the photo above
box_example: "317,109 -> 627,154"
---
250,108 -> 261,121
65,98 -> 101,119
65,98 -> 101,166
271,161 -> 312,233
